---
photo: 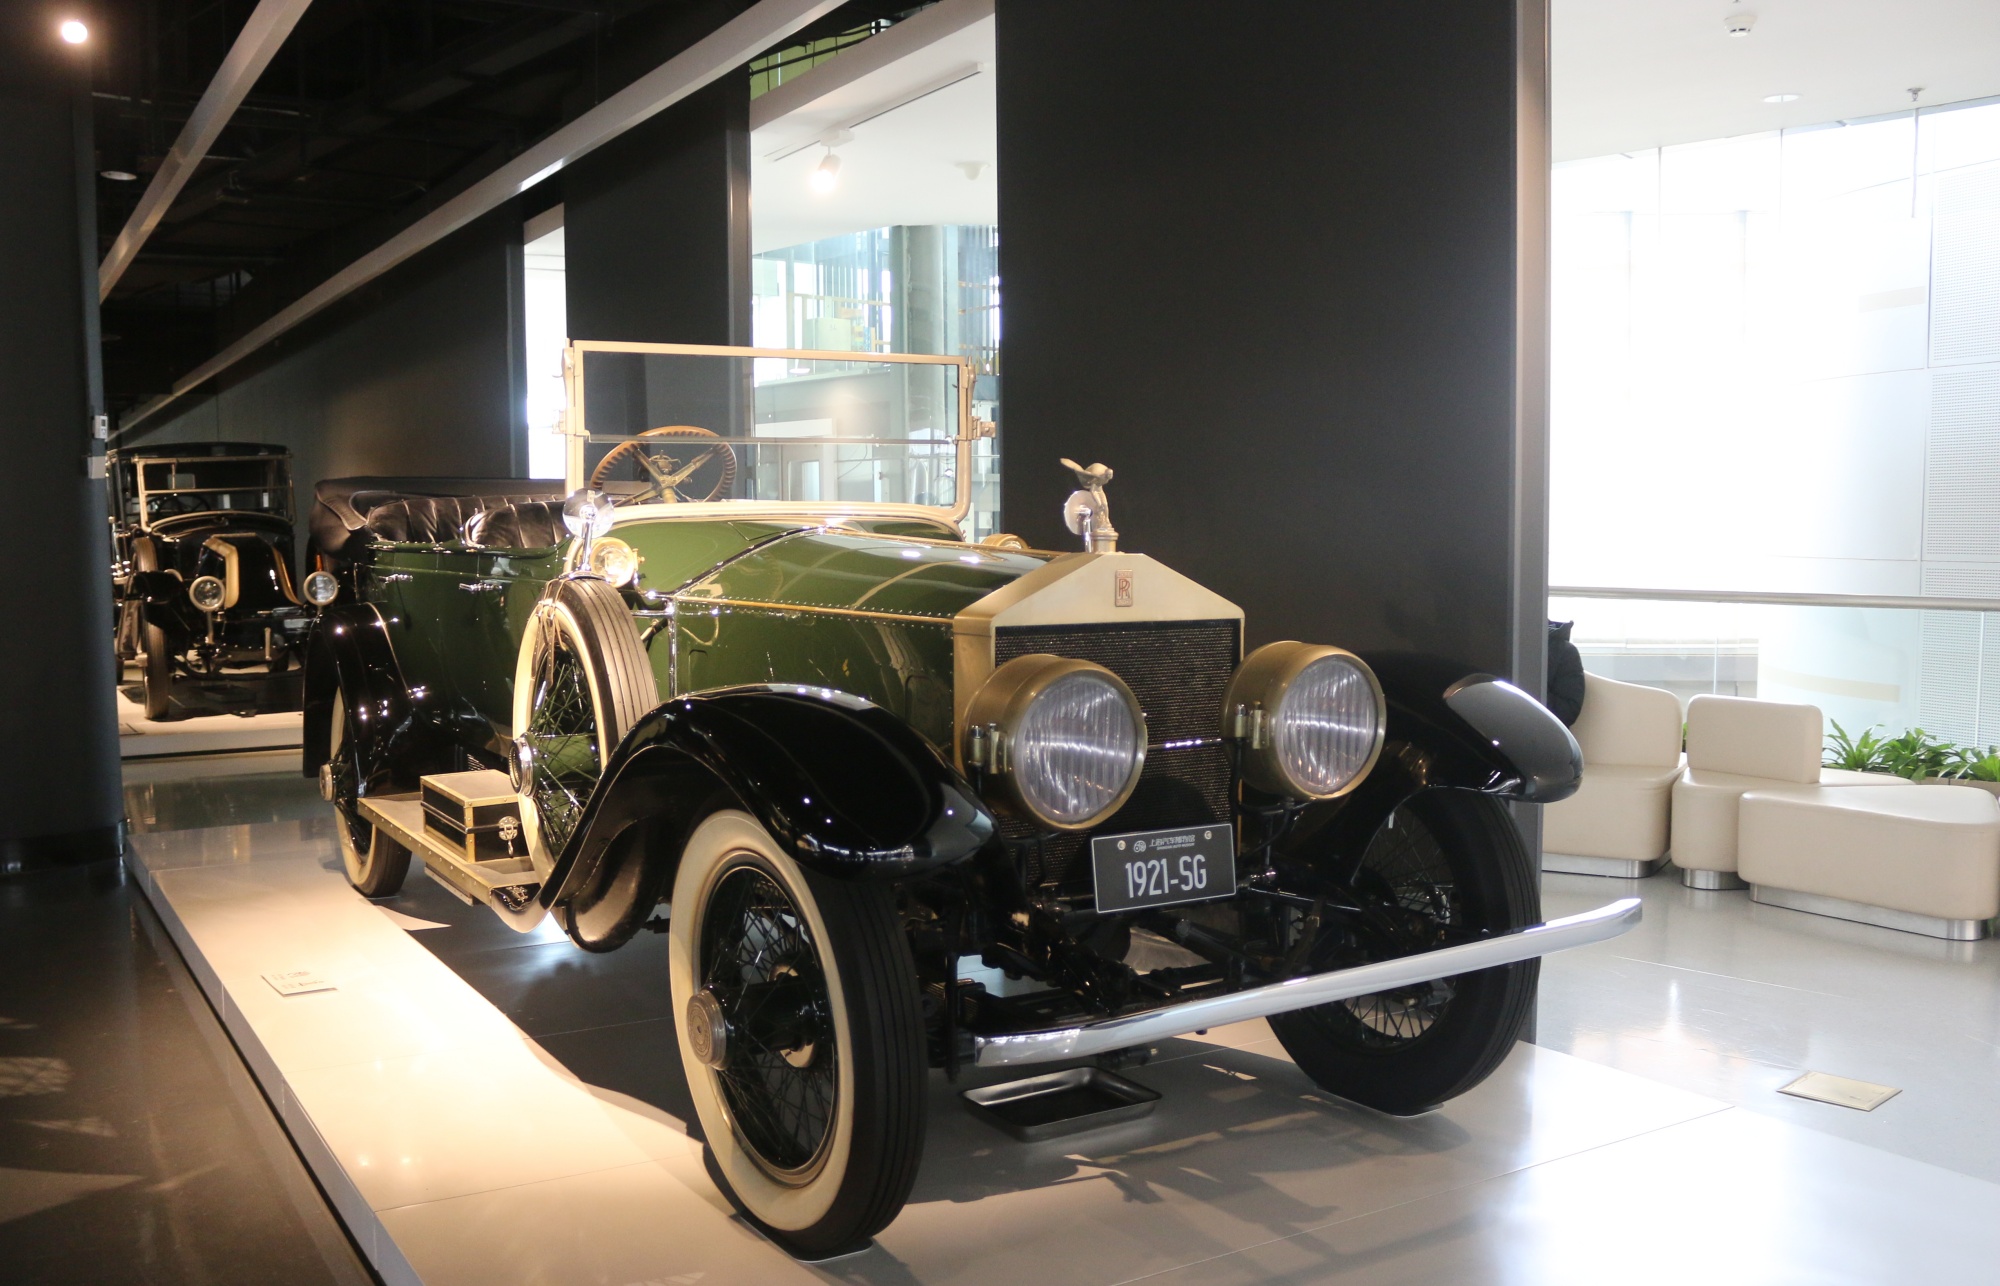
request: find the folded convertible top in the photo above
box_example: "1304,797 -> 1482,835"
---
310,476 -> 564,560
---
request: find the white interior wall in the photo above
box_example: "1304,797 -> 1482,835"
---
1552,98 -> 2000,742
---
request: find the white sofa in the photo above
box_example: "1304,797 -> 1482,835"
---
1739,784 -> 2000,940
1543,673 -> 1684,877
1670,694 -> 1908,890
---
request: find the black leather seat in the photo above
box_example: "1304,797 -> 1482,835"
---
311,477 -> 565,560
464,502 -> 564,550
363,496 -> 490,545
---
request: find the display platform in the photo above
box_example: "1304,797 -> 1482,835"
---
115,662 -> 303,758
127,821 -> 2000,1286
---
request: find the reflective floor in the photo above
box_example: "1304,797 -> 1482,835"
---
1540,869 -> 2000,1184
0,857 -> 371,1285
6,754 -> 1995,1283
114,663 -> 304,759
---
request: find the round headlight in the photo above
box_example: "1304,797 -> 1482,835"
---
304,569 -> 340,606
188,574 -> 226,613
587,536 -> 639,587
1223,642 -> 1385,800
964,655 -> 1146,831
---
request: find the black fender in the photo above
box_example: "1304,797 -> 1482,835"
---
1279,653 -> 1581,869
128,569 -> 198,638
301,604 -> 450,795
1366,653 -> 1582,803
544,685 -> 997,911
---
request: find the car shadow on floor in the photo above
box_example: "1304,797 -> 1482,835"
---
373,853 -> 1494,1283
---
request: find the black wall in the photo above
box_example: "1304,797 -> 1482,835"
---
564,77 -> 751,346
995,0 -> 1548,690
0,27 -> 122,865
135,205 -> 533,548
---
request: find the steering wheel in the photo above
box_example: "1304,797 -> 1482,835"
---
588,425 -> 738,505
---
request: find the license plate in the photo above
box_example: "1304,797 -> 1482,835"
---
1090,824 -> 1235,914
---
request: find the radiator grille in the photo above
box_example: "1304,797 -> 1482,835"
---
993,619 -> 1240,890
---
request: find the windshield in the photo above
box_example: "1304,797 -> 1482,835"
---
116,451 -> 293,527
563,343 -> 990,525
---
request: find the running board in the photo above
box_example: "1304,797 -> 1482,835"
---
357,792 -> 542,921
971,897 -> 1642,1068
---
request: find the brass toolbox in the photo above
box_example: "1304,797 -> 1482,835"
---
420,770 -> 524,863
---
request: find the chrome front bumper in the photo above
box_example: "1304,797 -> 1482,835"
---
970,897 -> 1642,1068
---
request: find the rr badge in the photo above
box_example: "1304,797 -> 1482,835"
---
1114,568 -> 1134,608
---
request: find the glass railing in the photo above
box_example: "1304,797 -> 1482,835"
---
1550,586 -> 2000,760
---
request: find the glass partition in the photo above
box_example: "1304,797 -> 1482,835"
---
1551,591 -> 2000,767
563,342 -> 982,524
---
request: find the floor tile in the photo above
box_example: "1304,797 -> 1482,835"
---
1138,1107 -> 2000,1285
863,1043 -> 1726,1286
380,1158 -> 818,1286
1537,871 -> 2000,1182
0,861 -> 370,1285
284,1033 -> 655,1211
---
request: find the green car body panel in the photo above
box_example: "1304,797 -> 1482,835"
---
350,518 -> 1052,760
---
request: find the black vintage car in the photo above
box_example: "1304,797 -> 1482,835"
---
110,442 -> 331,719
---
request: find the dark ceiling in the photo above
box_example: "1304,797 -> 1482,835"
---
89,0 -> 919,418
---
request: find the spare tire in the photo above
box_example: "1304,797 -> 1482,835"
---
510,575 -> 658,875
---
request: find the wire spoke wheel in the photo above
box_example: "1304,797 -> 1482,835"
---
669,810 -> 925,1259
1327,813 -> 1462,1050
701,863 -> 837,1179
521,624 -> 599,857
510,577 -> 656,872
1270,788 -> 1539,1115
326,688 -> 409,897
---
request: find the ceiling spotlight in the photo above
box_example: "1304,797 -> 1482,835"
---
1724,9 -> 1755,37
100,169 -> 138,181
59,18 -> 89,44
810,150 -> 841,193
1762,93 -> 1800,104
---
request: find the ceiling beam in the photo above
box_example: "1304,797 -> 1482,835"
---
121,0 -> 847,435
98,0 -> 316,301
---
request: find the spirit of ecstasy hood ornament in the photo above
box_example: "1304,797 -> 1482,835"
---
1060,458 -> 1118,553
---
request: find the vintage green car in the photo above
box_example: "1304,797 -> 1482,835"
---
304,342 -> 1634,1259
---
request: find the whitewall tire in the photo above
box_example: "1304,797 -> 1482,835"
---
328,689 -> 411,897
668,809 -> 925,1258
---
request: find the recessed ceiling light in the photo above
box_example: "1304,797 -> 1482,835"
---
59,19 -> 88,44
100,169 -> 138,182
1763,93 -> 1801,104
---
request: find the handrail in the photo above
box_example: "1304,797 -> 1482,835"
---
1549,586 -> 2000,614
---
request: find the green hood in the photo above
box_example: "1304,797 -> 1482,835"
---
686,528 -> 1054,620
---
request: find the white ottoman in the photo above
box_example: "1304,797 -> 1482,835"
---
1739,784 -> 2000,940
1672,767 -> 1910,889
